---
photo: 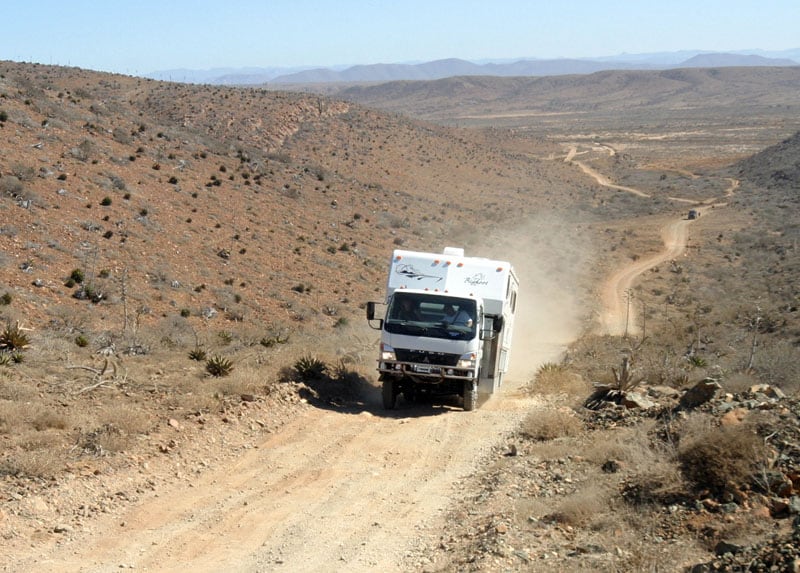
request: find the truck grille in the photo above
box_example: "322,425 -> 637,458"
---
395,349 -> 459,367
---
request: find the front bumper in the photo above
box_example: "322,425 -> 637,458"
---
378,360 -> 476,381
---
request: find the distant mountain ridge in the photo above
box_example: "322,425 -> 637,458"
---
146,49 -> 800,85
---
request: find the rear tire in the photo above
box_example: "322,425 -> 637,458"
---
382,378 -> 397,409
463,380 -> 477,411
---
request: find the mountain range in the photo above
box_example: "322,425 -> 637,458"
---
146,49 -> 800,85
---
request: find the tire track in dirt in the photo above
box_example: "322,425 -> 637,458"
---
14,376 -> 553,573
600,217 -> 690,335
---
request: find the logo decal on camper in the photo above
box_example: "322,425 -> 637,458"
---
396,264 -> 442,282
465,273 -> 489,287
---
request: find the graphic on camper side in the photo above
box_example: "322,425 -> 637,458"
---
395,264 -> 443,282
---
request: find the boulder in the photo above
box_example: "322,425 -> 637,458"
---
679,378 -> 722,409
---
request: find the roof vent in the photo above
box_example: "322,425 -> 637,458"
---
443,247 -> 464,257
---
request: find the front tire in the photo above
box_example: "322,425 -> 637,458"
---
382,378 -> 397,409
463,380 -> 477,411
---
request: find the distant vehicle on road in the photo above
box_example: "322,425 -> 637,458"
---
688,209 -> 699,220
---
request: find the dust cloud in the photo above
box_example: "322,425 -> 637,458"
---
465,213 -> 595,386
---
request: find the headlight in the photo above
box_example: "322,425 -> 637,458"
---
457,352 -> 477,369
380,343 -> 396,361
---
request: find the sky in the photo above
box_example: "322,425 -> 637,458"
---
2,0 -> 798,75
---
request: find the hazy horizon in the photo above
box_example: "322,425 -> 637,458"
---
2,0 -> 798,76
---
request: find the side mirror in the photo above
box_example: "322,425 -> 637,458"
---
493,316 -> 504,332
366,302 -> 383,330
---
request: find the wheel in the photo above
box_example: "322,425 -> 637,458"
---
463,380 -> 478,411
382,378 -> 397,409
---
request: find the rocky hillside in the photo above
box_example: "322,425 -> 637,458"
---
0,61 -> 573,342
734,130 -> 800,190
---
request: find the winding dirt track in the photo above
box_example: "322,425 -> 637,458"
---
599,217 -> 690,335
564,144 -> 735,335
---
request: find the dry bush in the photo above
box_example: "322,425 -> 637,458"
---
677,413 -> 766,495
0,400 -> 23,433
752,339 -> 800,395
2,428 -> 67,478
546,483 -> 609,527
29,404 -> 71,431
208,364 -> 265,397
533,363 -> 590,399
1,447 -> 65,478
722,370 -> 760,395
582,421 -> 658,466
97,403 -> 152,436
520,406 -> 583,441
623,458 -> 687,505
0,401 -> 69,432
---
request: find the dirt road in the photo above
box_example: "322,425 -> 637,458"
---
599,216 -> 691,335
13,341 -> 565,573
563,144 -> 735,336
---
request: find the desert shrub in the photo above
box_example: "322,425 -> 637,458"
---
0,447 -> 64,478
260,334 -> 289,348
520,407 -> 583,441
188,348 -> 207,361
546,484 -> 609,526
0,175 -> 23,196
533,362 -> 588,397
0,401 -> 22,433
98,404 -> 151,436
205,355 -> 233,377
0,292 -> 12,305
723,370 -> 760,394
208,365 -> 265,398
677,414 -> 766,495
0,110 -> 7,122
294,355 -> 327,380
622,459 -> 688,505
100,196 -> 112,206
0,322 -> 30,352
29,405 -> 70,431
74,335 -> 89,347
70,268 -> 85,284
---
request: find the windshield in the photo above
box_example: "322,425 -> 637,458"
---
385,293 -> 477,341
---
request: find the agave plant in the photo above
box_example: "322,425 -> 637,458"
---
0,322 -> 30,352
293,355 -> 328,381
188,347 -> 207,361
205,355 -> 233,377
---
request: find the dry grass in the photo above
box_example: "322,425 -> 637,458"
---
520,406 -> 583,441
532,363 -> 590,400
676,412 -> 767,495
96,403 -> 152,435
2,429 -> 67,478
547,483 -> 609,527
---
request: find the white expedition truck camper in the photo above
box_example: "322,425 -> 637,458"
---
366,247 -> 518,411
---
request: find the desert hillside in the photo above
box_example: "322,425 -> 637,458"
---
2,60 -> 800,572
